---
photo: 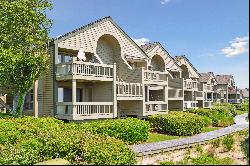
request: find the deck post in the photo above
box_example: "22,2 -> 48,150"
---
34,80 -> 39,117
72,79 -> 76,103
113,63 -> 117,118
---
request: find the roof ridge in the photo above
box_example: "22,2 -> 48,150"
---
53,16 -> 112,41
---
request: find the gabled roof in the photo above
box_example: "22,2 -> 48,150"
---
174,55 -> 201,77
199,72 -> 217,83
140,42 -> 182,71
51,16 -> 149,59
215,75 -> 234,85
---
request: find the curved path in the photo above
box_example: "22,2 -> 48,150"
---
131,113 -> 249,156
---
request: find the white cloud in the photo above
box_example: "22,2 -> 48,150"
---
221,35 -> 249,57
160,0 -> 171,5
132,37 -> 150,46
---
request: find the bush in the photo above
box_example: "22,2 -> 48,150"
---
212,103 -> 237,117
72,118 -> 150,144
190,153 -> 233,165
0,117 -> 136,165
148,112 -> 205,136
0,112 -> 15,119
211,113 -> 234,127
236,101 -> 249,112
222,135 -> 235,151
201,116 -> 213,127
186,108 -> 217,117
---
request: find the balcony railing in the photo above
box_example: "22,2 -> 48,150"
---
168,78 -> 183,89
56,102 -> 114,120
143,70 -> 168,83
184,101 -> 198,109
168,89 -> 183,99
145,101 -> 168,115
195,91 -> 204,100
184,79 -> 198,90
204,84 -> 213,91
56,61 -> 114,80
204,101 -> 213,108
116,82 -> 143,100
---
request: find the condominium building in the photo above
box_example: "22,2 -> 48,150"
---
0,16 -> 244,120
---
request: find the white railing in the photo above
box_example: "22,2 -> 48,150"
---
56,102 -> 113,120
143,70 -> 168,82
145,101 -> 168,115
184,79 -> 198,90
184,101 -> 198,109
56,61 -> 113,78
204,84 -> 213,91
116,82 -> 142,98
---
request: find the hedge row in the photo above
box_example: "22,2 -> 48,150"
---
148,112 -> 206,136
187,107 -> 235,127
0,117 -> 137,165
69,117 -> 150,144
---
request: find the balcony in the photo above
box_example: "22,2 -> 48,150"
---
56,61 -> 114,81
184,79 -> 198,91
195,91 -> 204,100
145,101 -> 168,116
204,84 -> 213,91
143,70 -> 168,85
184,101 -> 198,109
204,101 -> 213,108
116,82 -> 143,100
168,89 -> 183,100
56,102 -> 114,120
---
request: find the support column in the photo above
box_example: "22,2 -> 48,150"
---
34,80 -> 39,117
72,79 -> 76,103
142,68 -> 146,116
226,85 -> 229,103
113,63 -> 117,118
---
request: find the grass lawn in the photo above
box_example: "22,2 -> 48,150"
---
201,126 -> 221,132
147,133 -> 187,143
147,127 -> 222,143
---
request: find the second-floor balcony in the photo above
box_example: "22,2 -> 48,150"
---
56,61 -> 114,81
116,82 -> 143,100
143,70 -> 168,85
184,79 -> 198,91
204,84 -> 213,91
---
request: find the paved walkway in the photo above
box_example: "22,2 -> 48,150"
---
131,113 -> 249,156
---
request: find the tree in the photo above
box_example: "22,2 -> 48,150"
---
0,0 -> 52,116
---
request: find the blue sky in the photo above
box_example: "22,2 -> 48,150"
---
47,0 -> 249,88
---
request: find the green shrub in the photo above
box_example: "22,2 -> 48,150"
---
191,153 -> 233,165
201,116 -> 213,127
222,135 -> 235,151
241,137 -> 249,162
236,101 -> 249,112
212,103 -> 237,117
0,117 -> 136,165
186,108 -> 217,117
211,138 -> 221,148
160,153 -> 233,165
148,112 -> 205,136
72,118 -> 150,144
0,112 -> 15,119
211,113 -> 234,127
